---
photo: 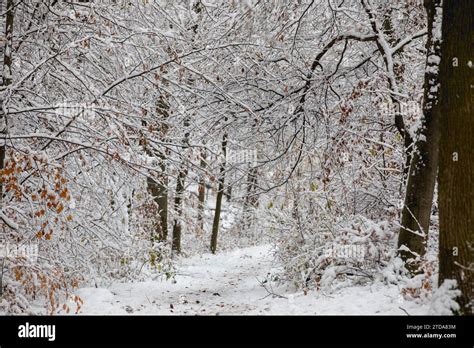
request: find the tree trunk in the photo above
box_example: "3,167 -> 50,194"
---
398,0 -> 442,272
197,148 -> 207,232
225,184 -> 232,202
171,0 -> 201,250
243,166 -> 258,229
381,5 -> 414,178
210,132 -> 227,254
0,0 -> 13,205
145,96 -> 169,241
171,168 -> 186,253
362,0 -> 414,178
438,0 -> 473,315
147,162 -> 168,241
171,116 -> 190,253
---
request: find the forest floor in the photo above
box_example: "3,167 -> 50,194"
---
74,244 -> 431,315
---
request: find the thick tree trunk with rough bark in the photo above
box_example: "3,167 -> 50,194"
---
438,0 -> 473,316
210,132 -> 227,254
398,0 -> 442,272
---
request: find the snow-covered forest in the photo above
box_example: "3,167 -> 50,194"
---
0,0 -> 472,315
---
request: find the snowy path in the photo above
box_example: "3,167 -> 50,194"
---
75,245 -> 429,315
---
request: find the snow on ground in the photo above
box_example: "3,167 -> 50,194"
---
73,244 -> 430,315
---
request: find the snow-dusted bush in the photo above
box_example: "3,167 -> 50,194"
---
0,150 -> 175,314
266,203 -> 398,291
428,279 -> 461,315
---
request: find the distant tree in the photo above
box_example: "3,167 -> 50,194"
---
171,115 -> 190,254
197,148 -> 207,232
210,131 -> 227,254
146,95 -> 170,242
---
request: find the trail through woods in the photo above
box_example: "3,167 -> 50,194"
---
72,245 -> 431,315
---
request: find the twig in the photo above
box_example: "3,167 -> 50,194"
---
255,277 -> 287,300
399,306 -> 410,316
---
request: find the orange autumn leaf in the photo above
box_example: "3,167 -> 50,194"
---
56,204 -> 64,214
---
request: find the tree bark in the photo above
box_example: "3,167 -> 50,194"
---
147,164 -> 168,241
0,0 -> 13,205
398,0 -> 442,272
171,168 -> 186,253
146,96 -> 169,241
171,116 -> 190,253
171,1 -> 201,251
438,0 -> 473,315
210,132 -> 227,254
197,148 -> 207,232
243,166 -> 258,229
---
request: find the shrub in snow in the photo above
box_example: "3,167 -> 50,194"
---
266,206 -> 398,291
399,254 -> 437,302
0,281 -> 33,315
0,152 -> 174,314
428,279 -> 461,315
